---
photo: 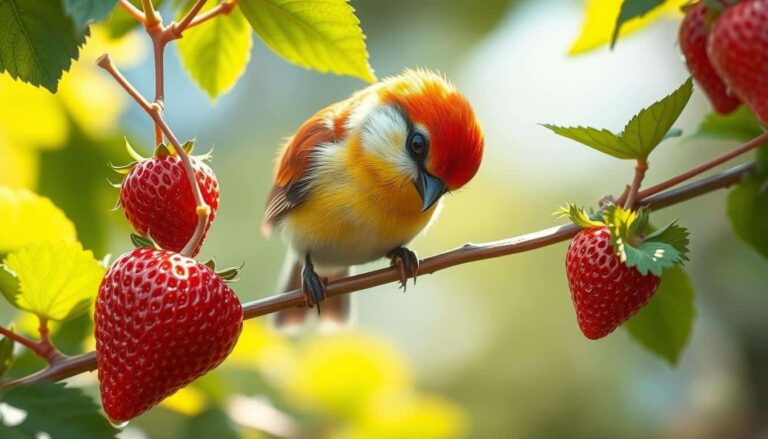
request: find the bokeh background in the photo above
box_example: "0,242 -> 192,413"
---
2,0 -> 767,437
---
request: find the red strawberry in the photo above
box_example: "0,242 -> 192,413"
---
95,248 -> 242,422
120,153 -> 219,256
708,0 -> 768,124
679,1 -> 741,114
565,228 -> 661,340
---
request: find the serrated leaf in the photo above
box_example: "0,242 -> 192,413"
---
692,107 -> 765,142
0,334 -> 14,378
0,188 -> 77,254
603,205 -> 689,276
0,382 -> 118,438
556,203 -> 605,229
569,0 -> 687,55
2,241 -> 105,322
544,78 -> 693,160
624,265 -> 695,365
543,125 -> 634,159
239,0 -> 376,83
178,3 -> 252,99
63,0 -> 119,29
611,0 -> 665,47
0,0 -> 87,92
727,174 -> 768,259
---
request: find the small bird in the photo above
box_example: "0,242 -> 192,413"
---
262,68 -> 484,328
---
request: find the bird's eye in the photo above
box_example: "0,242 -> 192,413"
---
409,133 -> 427,156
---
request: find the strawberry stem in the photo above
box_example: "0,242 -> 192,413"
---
103,0 -> 235,257
624,158 -> 648,209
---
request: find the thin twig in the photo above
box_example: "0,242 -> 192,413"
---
0,326 -> 44,356
0,162 -> 753,390
118,0 -> 145,24
96,54 -> 210,257
140,0 -> 160,29
186,0 -> 237,29
638,131 -> 768,199
174,0 -> 209,36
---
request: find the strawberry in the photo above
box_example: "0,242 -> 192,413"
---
95,248 -> 242,422
708,0 -> 768,124
565,227 -> 661,340
118,144 -> 219,257
679,1 -> 741,114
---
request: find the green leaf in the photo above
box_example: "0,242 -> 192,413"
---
2,241 -> 105,322
63,0 -> 118,29
178,3 -> 252,99
130,233 -> 155,249
0,0 -> 87,92
0,334 -> 14,378
727,173 -> 768,259
619,77 -> 693,157
0,187 -> 77,254
239,0 -> 376,82
544,78 -> 693,160
611,0 -> 665,48
0,382 -> 118,438
692,107 -> 765,142
624,265 -> 695,365
555,203 -> 605,229
603,205 -> 689,276
542,125 -> 634,159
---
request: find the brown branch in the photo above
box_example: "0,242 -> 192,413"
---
0,161 -> 754,389
638,131 -> 768,199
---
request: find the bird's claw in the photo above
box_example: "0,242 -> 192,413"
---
387,247 -> 419,292
302,257 -> 326,315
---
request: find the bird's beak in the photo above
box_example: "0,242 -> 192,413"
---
414,170 -> 445,212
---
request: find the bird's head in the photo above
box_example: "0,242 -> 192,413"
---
347,68 -> 484,211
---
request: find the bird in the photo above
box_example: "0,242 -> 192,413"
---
261,68 -> 484,329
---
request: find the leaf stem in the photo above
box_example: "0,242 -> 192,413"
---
173,0 -> 209,36
97,54 -> 210,257
0,322 -> 62,365
624,158 -> 648,209
140,0 -> 161,30
0,326 -> 41,355
0,162 -> 753,389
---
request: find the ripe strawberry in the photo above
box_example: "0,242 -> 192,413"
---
708,0 -> 768,124
119,151 -> 219,256
95,248 -> 243,422
679,1 -> 741,114
565,227 -> 661,340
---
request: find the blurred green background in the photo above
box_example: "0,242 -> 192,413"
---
2,0 -> 767,437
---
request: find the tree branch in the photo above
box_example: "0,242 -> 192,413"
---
0,161 -> 754,389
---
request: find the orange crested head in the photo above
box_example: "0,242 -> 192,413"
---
378,69 -> 484,192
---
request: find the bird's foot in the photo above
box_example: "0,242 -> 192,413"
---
302,256 -> 326,315
387,247 -> 419,292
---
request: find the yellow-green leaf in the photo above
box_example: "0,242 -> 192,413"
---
2,241 -> 105,322
239,0 -> 375,83
0,187 -> 77,253
569,0 -> 686,55
177,4 -> 253,99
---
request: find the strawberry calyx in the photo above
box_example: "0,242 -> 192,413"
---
558,203 -> 690,276
203,259 -> 242,283
110,139 -> 213,175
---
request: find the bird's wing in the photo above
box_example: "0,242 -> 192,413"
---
261,107 -> 343,237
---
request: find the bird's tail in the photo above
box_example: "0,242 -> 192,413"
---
271,251 -> 352,332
